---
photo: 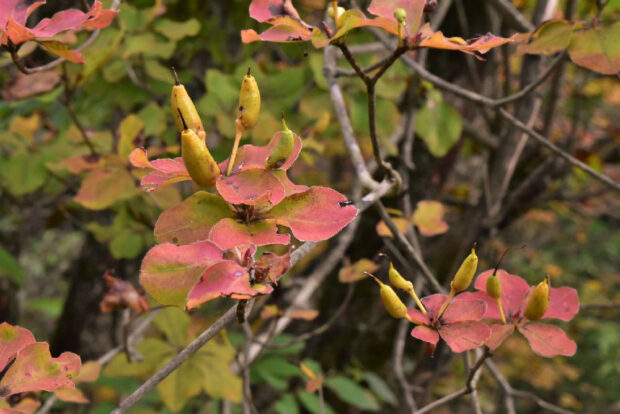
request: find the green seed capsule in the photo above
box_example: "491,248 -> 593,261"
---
179,110 -> 219,187
388,262 -> 413,292
171,68 -> 205,141
524,277 -> 550,321
486,272 -> 502,299
266,115 -> 295,169
450,247 -> 478,293
370,274 -> 407,319
237,67 -> 261,130
394,8 -> 407,24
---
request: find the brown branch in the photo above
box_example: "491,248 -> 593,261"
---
375,202 -> 445,293
416,348 -> 491,414
498,108 -> 620,192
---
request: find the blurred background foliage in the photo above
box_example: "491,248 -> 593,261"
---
0,0 -> 618,413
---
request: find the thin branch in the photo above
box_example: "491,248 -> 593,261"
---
485,0 -> 535,31
324,45 -> 381,190
375,202 -> 444,293
111,303 -> 251,414
416,348 -> 490,414
261,284 -> 355,349
60,64 -> 98,157
498,108 -> 620,192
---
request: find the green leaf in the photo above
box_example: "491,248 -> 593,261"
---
324,376 -> 380,411
0,246 -> 25,285
274,394 -> 300,414
0,150 -> 48,196
109,229 -> 144,259
415,90 -> 462,157
520,20 -> 574,55
363,372 -> 398,406
26,298 -> 63,318
205,69 -> 238,110
156,360 -> 202,412
104,338 -> 173,378
195,332 -> 242,402
296,391 -> 335,414
153,308 -> 190,347
118,114 -> 144,160
138,102 -> 167,137
144,59 -> 174,84
568,22 -> 620,75
154,18 -> 201,42
80,28 -> 125,83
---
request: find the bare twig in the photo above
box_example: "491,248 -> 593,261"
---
375,202 -> 444,293
111,303 -> 251,414
485,0 -> 535,31
416,348 -> 490,414
498,108 -> 620,192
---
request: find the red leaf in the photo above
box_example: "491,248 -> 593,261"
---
243,0 -> 313,43
0,343 -> 80,397
31,1 -> 117,39
268,186 -> 358,241
130,148 -> 191,192
519,323 -> 577,357
411,325 -> 439,345
420,293 -> 448,316
368,0 -> 425,38
0,323 -> 35,372
418,24 -> 513,56
100,270 -> 149,313
254,250 -> 291,284
5,17 -> 34,44
209,218 -> 290,250
544,287 -> 579,321
154,191 -> 235,245
140,241 -> 223,307
406,308 -> 430,325
473,269 -> 530,320
216,169 -> 285,206
441,297 -> 486,323
439,321 -> 490,353
187,261 -> 273,309
220,131 -> 303,174
272,170 -> 308,196
0,1 -> 45,28
486,323 -> 515,351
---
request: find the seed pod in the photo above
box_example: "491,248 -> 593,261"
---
369,274 -> 407,319
328,5 -> 345,20
237,67 -> 261,130
171,67 -> 205,141
524,276 -> 550,321
266,114 -> 295,169
388,261 -> 413,292
179,110 -> 219,187
486,272 -> 502,299
450,246 -> 478,293
394,8 -> 407,24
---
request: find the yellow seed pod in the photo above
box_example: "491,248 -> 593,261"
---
369,274 -> 407,319
394,8 -> 407,24
179,111 -> 219,187
450,247 -> 478,293
328,5 -> 345,20
237,67 -> 261,130
524,277 -> 550,321
171,68 -> 205,141
388,262 -> 413,292
486,272 -> 502,299
266,114 -> 295,169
